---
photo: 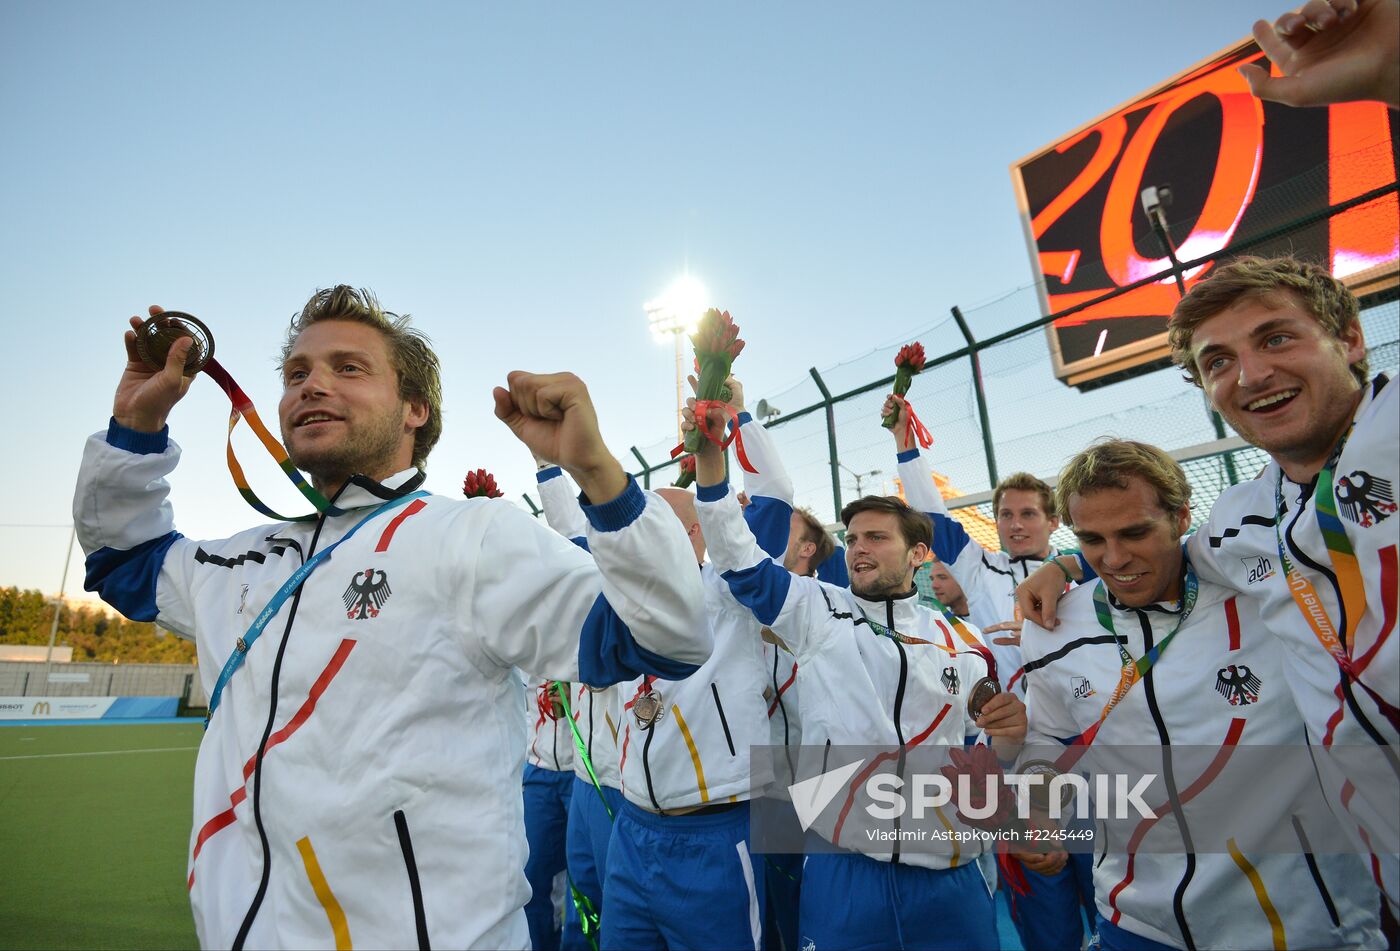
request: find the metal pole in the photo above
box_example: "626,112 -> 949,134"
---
673,331 -> 685,445
630,447 -> 651,490
950,306 -> 1000,488
44,524 -> 76,687
521,494 -> 542,517
1150,208 -> 1240,487
810,368 -> 843,518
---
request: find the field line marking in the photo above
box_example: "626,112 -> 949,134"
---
0,746 -> 199,762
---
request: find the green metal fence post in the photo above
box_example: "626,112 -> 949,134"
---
809,367 -> 843,518
950,306 -> 1000,488
522,494 -> 542,517
630,447 -> 651,490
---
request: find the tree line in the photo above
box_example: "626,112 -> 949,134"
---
0,586 -> 197,665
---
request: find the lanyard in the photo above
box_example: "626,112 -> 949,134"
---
1071,567 -> 1199,747
202,359 -> 344,522
555,682 -> 614,820
1274,428 -> 1367,675
204,491 -> 429,726
1275,429 -> 1399,730
864,597 -> 997,680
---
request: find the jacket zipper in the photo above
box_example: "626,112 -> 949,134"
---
394,809 -> 431,950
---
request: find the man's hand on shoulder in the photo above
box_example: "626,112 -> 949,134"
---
113,307 -> 196,433
494,371 -> 626,503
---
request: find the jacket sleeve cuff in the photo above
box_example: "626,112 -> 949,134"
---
580,476 -> 646,532
729,411 -> 753,433
106,418 -> 170,455
536,466 -> 563,483
696,478 -> 730,503
896,448 -> 920,464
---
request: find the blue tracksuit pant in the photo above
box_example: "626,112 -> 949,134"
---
800,846 -> 999,951
524,764 -> 575,951
602,799 -> 764,951
1003,850 -> 1096,950
562,778 -> 624,951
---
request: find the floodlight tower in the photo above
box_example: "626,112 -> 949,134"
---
644,274 -> 709,443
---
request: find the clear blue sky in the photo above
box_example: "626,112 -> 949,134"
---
1,0 -> 1268,599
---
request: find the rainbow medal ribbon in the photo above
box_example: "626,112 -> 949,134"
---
1274,428 -> 1400,732
1066,566 -> 1199,749
136,311 -> 345,522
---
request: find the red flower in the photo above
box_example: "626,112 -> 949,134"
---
883,340 -> 928,431
462,468 -> 504,499
939,745 -> 1017,832
895,342 -> 927,372
683,309 -> 748,454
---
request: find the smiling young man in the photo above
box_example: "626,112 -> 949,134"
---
72,287 -> 710,950
686,399 -> 1025,950
1017,257 -> 1399,917
1019,439 -> 1381,950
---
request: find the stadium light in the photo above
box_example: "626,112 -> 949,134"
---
645,274 -> 711,442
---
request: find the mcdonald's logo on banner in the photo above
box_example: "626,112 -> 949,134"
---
31,701 -> 50,716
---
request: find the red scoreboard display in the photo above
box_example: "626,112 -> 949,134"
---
1012,39 -> 1399,389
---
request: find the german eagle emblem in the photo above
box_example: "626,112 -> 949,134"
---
343,568 -> 391,620
1334,470 -> 1396,527
941,666 -> 960,695
1215,664 -> 1261,706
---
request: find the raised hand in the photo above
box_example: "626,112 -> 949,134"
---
113,307 -> 197,433
1240,0 -> 1399,109
881,394 -> 912,448
494,371 -> 626,503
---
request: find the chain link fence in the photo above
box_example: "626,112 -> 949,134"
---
560,188 -> 1398,550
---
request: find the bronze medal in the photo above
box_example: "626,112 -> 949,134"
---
632,688 -> 665,729
135,311 -> 215,375
967,675 -> 1001,721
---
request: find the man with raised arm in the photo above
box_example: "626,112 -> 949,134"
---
539,374 -> 793,951
688,398 -> 1026,949
1020,439 -> 1380,950
886,397 -> 1095,950
73,289 -> 708,950
1017,256 -> 1399,920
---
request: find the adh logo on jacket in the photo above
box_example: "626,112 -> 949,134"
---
343,568 -> 391,620
1215,664 -> 1261,706
1335,470 -> 1396,527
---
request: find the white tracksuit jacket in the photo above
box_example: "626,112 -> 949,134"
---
542,413 -> 794,812
1021,572 -> 1381,949
697,481 -> 995,870
533,468 -> 624,791
898,448 -> 1067,696
1185,374 -> 1398,905
522,674 -> 575,773
73,423 -> 708,950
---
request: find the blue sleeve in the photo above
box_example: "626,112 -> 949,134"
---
816,546 -> 849,587
1078,551 -> 1097,582
743,495 -> 793,560
927,511 -> 973,565
576,592 -> 700,687
719,559 -> 793,627
82,532 -> 183,622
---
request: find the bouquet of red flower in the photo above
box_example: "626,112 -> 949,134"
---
881,342 -> 927,431
673,454 -> 697,489
683,309 -> 746,455
462,468 -> 504,499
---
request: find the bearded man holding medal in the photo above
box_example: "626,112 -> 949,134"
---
685,396 -> 1027,950
1018,256 -> 1400,931
71,287 -> 709,950
1018,439 -> 1382,950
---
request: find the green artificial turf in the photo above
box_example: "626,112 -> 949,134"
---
0,723 -> 202,950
